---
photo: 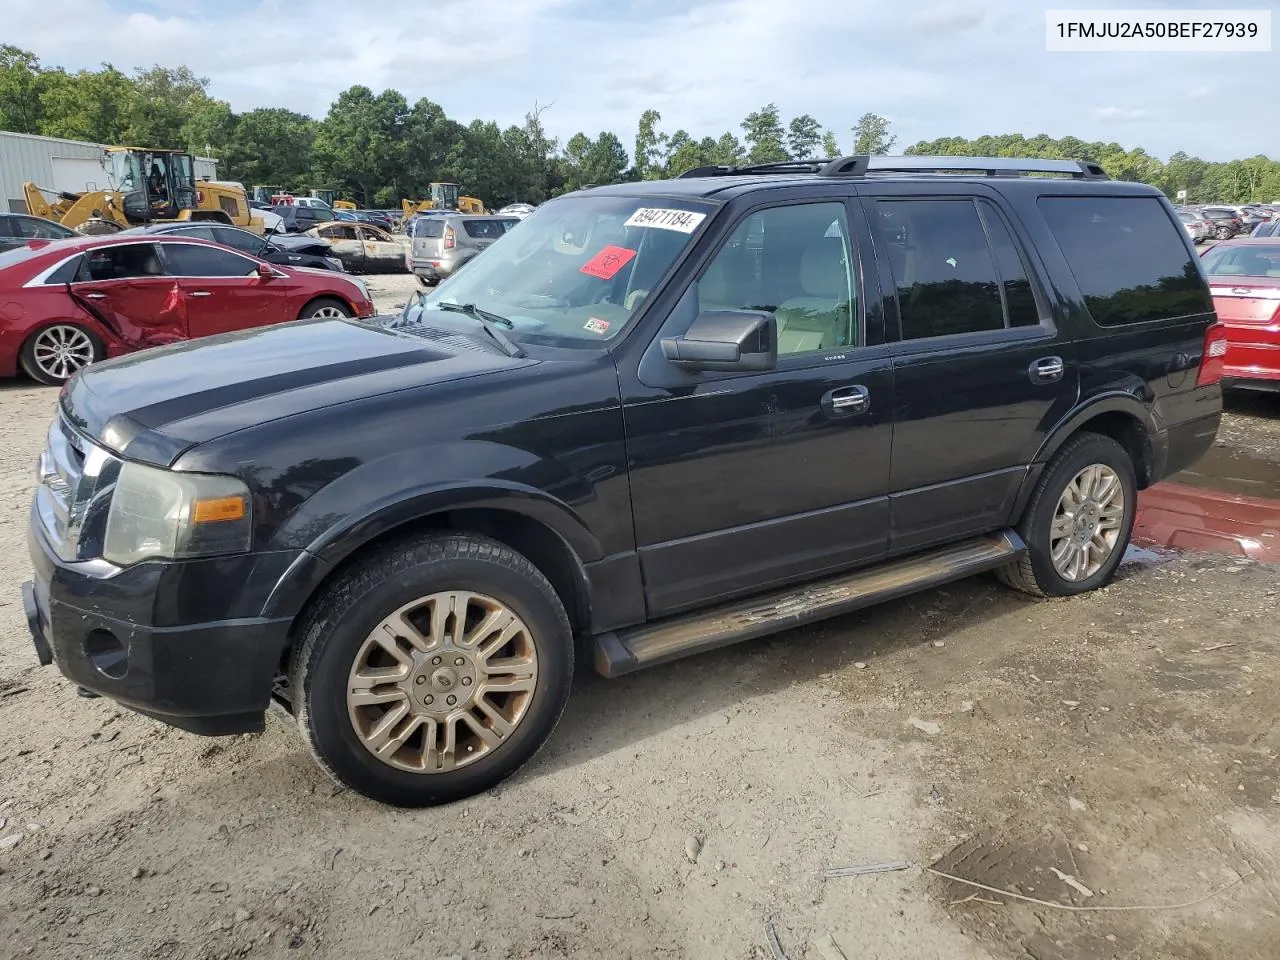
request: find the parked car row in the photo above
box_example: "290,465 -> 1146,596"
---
1176,203 -> 1279,242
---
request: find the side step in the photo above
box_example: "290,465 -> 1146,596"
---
592,531 -> 1025,678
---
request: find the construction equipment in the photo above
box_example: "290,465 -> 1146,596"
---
25,147 -> 264,235
252,185 -> 284,204
334,200 -> 357,211
401,182 -> 486,219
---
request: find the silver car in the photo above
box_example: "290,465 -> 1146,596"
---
408,214 -> 519,285
1177,209 -> 1211,243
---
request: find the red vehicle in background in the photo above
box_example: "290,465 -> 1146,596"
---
0,234 -> 375,384
1200,239 -> 1280,393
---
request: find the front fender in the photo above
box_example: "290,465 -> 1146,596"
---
259,440 -> 603,619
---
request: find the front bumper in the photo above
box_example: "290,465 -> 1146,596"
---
25,515 -> 296,736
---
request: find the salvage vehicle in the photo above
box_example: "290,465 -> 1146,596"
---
1200,238 -> 1280,392
0,213 -> 75,252
0,233 -> 374,384
124,223 -> 347,272
310,221 -> 408,273
23,156 -> 1224,806
408,213 -> 519,284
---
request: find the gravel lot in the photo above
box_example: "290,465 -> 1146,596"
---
1,281 -> 1278,960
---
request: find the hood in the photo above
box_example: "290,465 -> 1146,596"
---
62,318 -> 535,466
271,233 -> 331,252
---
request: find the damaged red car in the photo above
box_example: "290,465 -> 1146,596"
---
0,234 -> 376,384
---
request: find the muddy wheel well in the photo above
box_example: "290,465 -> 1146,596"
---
1077,412 -> 1152,488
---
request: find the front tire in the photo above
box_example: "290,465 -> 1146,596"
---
20,324 -> 104,385
299,297 -> 352,320
998,432 -> 1136,598
290,534 -> 574,806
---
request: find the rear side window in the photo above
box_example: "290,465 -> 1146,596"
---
977,201 -> 1040,328
163,243 -> 255,277
1039,197 -> 1212,326
872,199 -> 1005,339
15,217 -> 73,240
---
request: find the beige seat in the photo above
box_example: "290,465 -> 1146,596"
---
774,242 -> 852,353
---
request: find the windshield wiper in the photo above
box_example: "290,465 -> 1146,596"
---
435,301 -> 526,358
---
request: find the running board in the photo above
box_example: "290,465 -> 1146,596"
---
592,531 -> 1025,678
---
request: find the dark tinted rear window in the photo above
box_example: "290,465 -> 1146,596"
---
462,219 -> 512,240
1039,197 -> 1212,326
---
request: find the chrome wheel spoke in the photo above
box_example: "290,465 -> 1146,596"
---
346,589 -> 539,774
1050,463 -> 1125,582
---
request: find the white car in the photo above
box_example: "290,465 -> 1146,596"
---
498,203 -> 536,219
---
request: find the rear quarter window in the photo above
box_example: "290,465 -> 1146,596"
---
1039,196 -> 1213,326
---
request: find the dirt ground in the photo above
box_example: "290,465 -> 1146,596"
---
1,278 -> 1278,960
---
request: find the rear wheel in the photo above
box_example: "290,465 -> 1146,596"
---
1215,225 -> 1232,240
998,432 -> 1136,597
290,533 -> 574,806
20,324 -> 104,385
299,297 -> 352,320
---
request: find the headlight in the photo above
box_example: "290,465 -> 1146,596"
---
103,462 -> 252,566
349,276 -> 370,299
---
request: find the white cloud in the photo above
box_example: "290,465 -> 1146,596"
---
1095,106 -> 1150,122
3,0 -> 1274,162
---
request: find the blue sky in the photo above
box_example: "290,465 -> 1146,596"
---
6,0 -> 1277,162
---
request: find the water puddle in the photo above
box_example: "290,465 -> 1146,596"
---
1133,445 -> 1280,563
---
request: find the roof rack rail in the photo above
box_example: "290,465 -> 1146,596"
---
864,156 -> 1110,180
675,154 -> 1109,181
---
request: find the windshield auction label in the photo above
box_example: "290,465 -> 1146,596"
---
624,208 -> 707,233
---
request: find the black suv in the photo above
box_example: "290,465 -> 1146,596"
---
23,156 -> 1226,806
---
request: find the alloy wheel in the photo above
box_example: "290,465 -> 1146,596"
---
1050,464 -> 1125,582
311,305 -> 347,318
346,591 -> 538,774
31,326 -> 95,381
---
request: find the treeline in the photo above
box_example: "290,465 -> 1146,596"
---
906,135 -> 1280,204
2,45 -> 1276,206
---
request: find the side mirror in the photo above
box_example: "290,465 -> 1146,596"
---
660,310 -> 777,372
256,262 -> 274,280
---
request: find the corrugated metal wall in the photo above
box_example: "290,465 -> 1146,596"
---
0,132 -> 106,213
1,132 -> 220,213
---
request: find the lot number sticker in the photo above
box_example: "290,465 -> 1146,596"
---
623,208 -> 707,233
580,245 -> 638,280
584,317 -> 611,335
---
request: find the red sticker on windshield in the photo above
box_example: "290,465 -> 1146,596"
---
580,245 -> 637,280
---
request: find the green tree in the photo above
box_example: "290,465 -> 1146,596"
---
787,114 -> 822,160
821,130 -> 841,158
313,86 -> 408,206
635,108 -> 667,179
0,45 -> 45,133
124,65 -> 217,148
852,112 -> 896,154
39,65 -> 138,143
581,131 -> 628,186
708,132 -> 745,167
220,107 -> 317,189
742,103 -> 789,164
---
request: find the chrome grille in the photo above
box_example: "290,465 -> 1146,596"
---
34,414 -> 121,562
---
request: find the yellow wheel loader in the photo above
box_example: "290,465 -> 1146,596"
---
401,182 -> 487,220
24,147 -> 265,235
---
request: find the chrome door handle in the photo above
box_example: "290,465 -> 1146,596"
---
188,290 -> 212,298
1030,356 -> 1065,383
83,292 -> 107,300
823,384 -> 870,416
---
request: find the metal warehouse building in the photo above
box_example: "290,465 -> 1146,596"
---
1,130 -> 219,213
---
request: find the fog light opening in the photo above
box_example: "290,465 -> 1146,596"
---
84,629 -> 128,679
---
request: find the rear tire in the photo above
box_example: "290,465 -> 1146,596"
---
298,297 -> 352,320
998,432 -> 1136,598
290,533 -> 574,806
1215,225 -> 1231,240
20,324 -> 104,385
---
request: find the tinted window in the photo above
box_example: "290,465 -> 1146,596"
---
83,244 -> 165,281
213,227 -> 266,254
15,216 -> 74,240
873,199 -> 1004,339
162,243 -> 255,276
698,201 -> 856,355
462,220 -> 512,240
977,200 -> 1040,327
168,225 -> 218,242
46,255 -> 85,285
1039,197 -> 1213,326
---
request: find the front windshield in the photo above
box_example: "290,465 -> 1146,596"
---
432,183 -> 461,210
107,151 -> 142,192
419,195 -> 712,346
